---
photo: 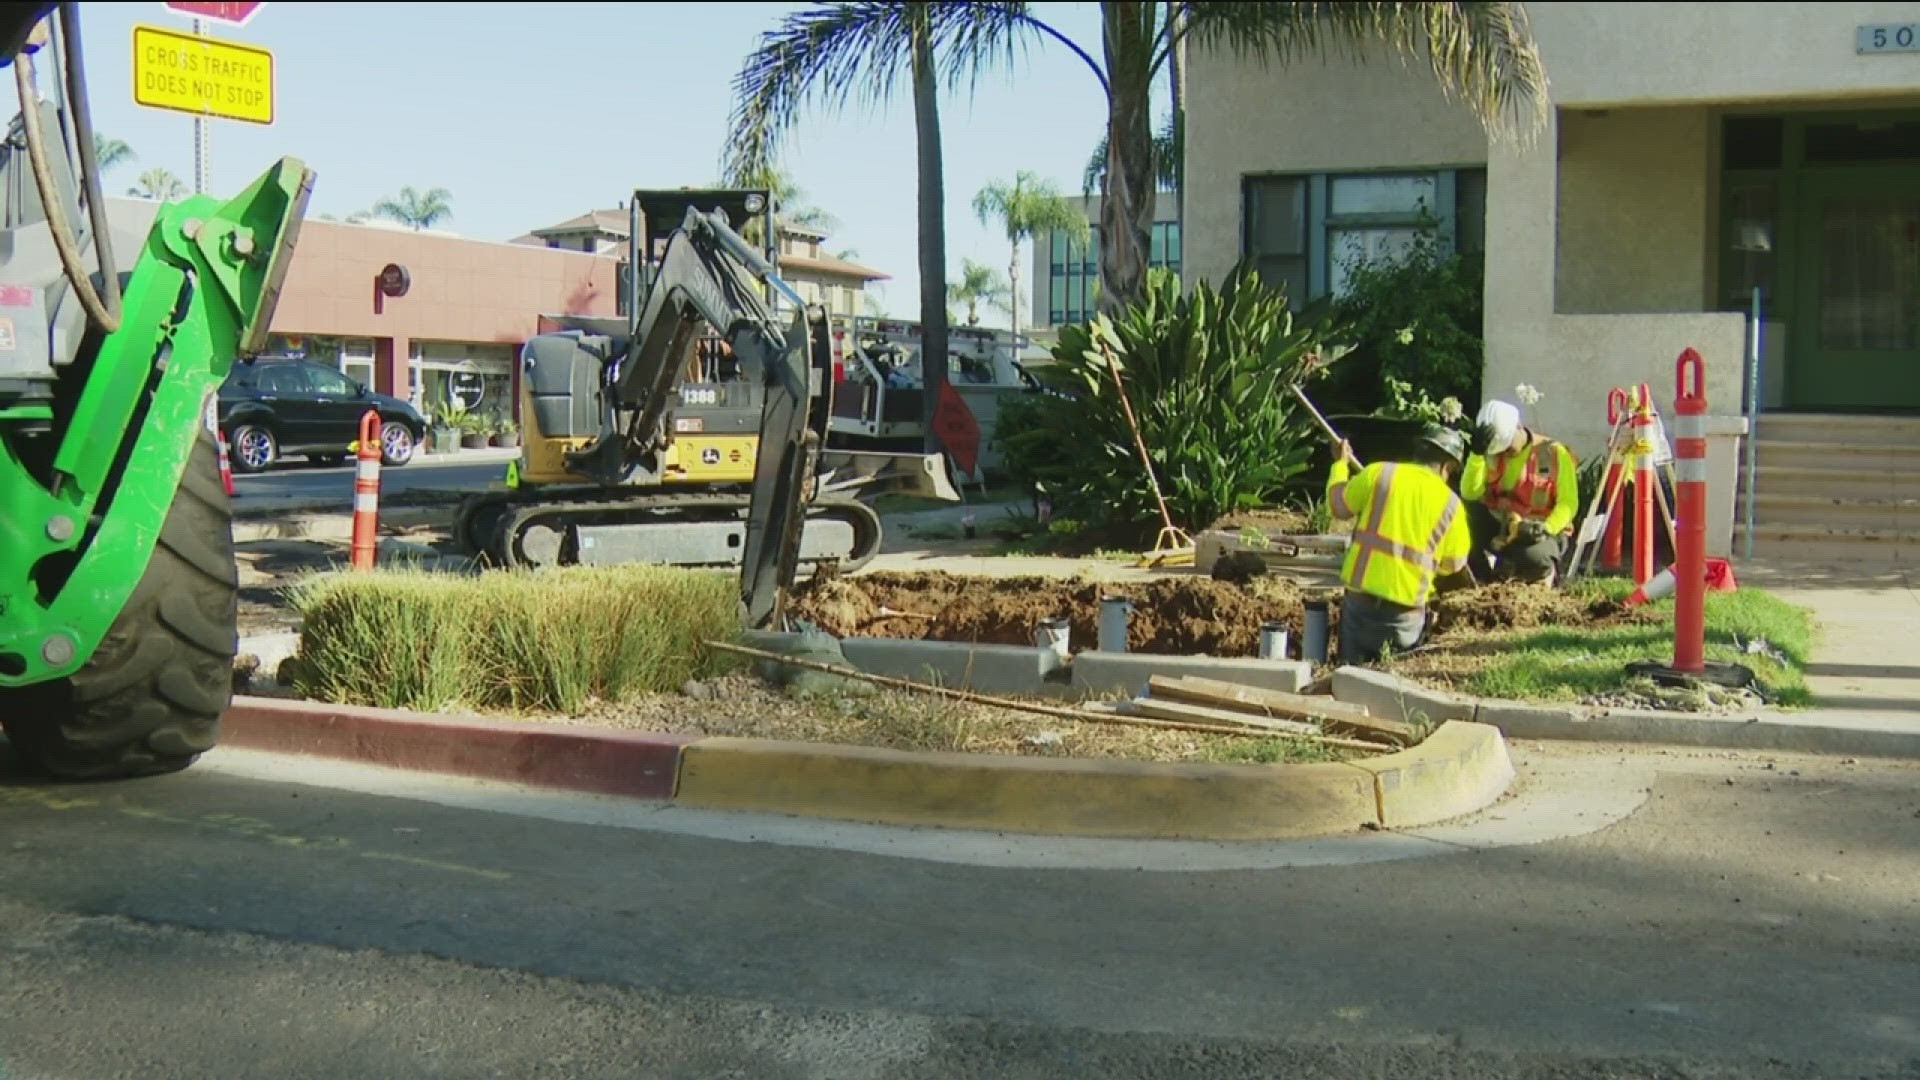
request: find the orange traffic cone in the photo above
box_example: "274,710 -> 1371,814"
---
1625,566 -> 1676,607
216,430 -> 235,497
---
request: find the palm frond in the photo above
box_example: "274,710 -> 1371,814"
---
1182,1 -> 1548,141
723,2 -> 1043,181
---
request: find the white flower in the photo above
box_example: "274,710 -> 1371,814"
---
1515,383 -> 1543,406
1439,396 -> 1464,422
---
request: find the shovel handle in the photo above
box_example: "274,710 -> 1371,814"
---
1291,384 -> 1350,457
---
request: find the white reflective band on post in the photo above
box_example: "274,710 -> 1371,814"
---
355,493 -> 379,514
357,459 -> 380,482
1674,457 -> 1708,483
1672,414 -> 1705,442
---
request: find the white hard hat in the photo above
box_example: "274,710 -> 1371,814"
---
1476,400 -> 1521,455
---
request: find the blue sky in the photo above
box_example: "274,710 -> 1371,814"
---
77,1 -> 1136,323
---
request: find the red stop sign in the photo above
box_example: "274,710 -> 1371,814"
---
163,1 -> 264,27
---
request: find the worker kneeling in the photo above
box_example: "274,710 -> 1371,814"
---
1462,400 -> 1580,586
1326,425 -> 1475,664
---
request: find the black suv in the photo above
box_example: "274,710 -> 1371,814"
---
217,357 -> 429,473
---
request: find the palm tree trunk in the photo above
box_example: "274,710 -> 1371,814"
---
1166,0 -> 1185,264
912,15 -> 949,456
1098,0 -> 1157,316
1008,241 -> 1021,342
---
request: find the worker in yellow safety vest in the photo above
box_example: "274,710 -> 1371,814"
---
1326,424 -> 1476,664
1463,400 -> 1581,586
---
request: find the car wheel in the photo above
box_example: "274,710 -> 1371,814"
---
229,424 -> 276,473
380,421 -> 417,468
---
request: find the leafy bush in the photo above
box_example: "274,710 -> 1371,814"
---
284,566 -> 741,715
994,264 -> 1331,531
1315,216 -> 1484,421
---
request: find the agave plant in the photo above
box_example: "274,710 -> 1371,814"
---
995,263 -> 1339,531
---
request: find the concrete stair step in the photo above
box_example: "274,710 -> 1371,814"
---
1755,440 -> 1920,472
1746,466 -> 1902,500
1755,413 -> 1920,446
1744,524 -> 1919,562
1736,494 -> 1920,530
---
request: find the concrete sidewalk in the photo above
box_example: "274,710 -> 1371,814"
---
1737,558 -> 1919,721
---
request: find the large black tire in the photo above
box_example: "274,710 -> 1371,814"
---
0,430 -> 238,779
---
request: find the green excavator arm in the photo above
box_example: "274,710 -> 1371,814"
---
0,158 -> 315,686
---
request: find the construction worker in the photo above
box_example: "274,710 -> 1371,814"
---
1464,400 -> 1580,585
1326,425 -> 1475,664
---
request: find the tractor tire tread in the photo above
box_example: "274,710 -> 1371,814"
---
0,431 -> 237,780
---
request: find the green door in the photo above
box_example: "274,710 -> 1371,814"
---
1791,172 -> 1920,410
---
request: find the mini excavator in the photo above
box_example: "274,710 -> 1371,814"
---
451,189 -> 958,628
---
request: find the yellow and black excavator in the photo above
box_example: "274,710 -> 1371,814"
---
451,188 -> 957,627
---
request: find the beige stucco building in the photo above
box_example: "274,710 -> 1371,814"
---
1185,1 -> 1920,559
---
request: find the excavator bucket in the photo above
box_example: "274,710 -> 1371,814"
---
815,450 -> 962,503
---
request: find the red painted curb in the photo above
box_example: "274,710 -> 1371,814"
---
220,697 -> 697,800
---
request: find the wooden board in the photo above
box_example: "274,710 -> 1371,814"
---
1146,675 -> 1418,747
1118,699 -> 1323,737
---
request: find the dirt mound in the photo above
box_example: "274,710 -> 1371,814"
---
1428,582 -> 1649,635
1209,508 -> 1313,535
787,571 -> 1322,657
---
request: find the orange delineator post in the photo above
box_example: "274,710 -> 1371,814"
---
1630,383 -> 1656,586
1671,349 -> 1709,674
350,410 -> 382,571
1601,388 -> 1629,570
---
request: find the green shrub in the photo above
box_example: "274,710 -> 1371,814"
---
994,264 -> 1331,531
285,566 -> 741,715
1316,216 -> 1484,421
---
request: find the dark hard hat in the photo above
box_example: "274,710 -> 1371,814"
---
1418,423 -> 1467,465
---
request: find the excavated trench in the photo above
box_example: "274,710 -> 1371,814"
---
785,571 -> 1645,658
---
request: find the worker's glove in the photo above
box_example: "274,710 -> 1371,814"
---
1516,520 -> 1548,545
1468,422 -> 1498,457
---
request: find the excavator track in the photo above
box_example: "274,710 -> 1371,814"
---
453,488 -> 884,573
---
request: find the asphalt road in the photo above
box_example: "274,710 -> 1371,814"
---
231,452 -> 513,504
2,741 -> 1917,1079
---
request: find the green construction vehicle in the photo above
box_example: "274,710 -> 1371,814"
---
0,4 -> 313,779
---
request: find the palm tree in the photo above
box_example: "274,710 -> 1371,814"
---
972,171 -> 1087,341
93,134 -> 134,177
1085,1 -> 1548,314
126,167 -> 187,202
371,186 -> 453,230
946,258 -> 1012,326
724,2 -> 1047,454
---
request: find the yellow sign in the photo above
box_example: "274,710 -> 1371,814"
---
132,24 -> 273,126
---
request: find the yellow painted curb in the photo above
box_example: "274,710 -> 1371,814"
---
673,723 -> 1513,839
1349,721 -> 1514,829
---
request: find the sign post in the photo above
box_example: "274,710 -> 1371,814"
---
148,2 -> 270,194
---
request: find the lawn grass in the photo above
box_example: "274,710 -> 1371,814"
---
1403,577 -> 1817,709
283,565 -> 742,715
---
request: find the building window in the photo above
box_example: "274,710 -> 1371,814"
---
1041,221 -> 1179,328
1242,167 -> 1485,308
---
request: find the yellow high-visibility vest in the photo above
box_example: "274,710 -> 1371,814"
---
1461,433 -> 1580,535
1327,459 -> 1471,609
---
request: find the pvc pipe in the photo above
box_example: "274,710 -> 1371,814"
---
1303,600 -> 1330,663
1673,349 -> 1709,674
1743,286 -> 1762,562
1098,597 -> 1131,653
1259,622 -> 1290,661
1033,617 -> 1071,662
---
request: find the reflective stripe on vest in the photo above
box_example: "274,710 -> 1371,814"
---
1344,464 -> 1461,608
1485,439 -> 1561,518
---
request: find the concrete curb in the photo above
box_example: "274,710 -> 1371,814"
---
220,698 -> 692,799
1330,666 -> 1920,760
214,696 -> 1514,840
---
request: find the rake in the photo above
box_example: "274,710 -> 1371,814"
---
1095,339 -> 1195,569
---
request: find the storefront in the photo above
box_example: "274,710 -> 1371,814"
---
104,197 -> 626,430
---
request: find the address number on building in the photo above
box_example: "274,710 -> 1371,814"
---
1858,23 -> 1920,53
